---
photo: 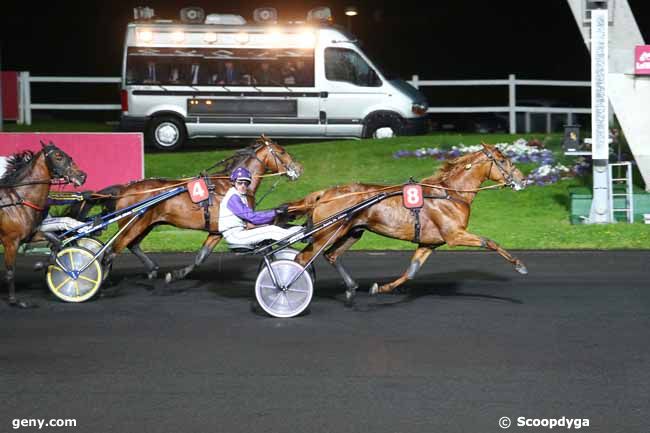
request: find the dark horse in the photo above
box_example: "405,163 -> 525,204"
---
0,143 -> 86,307
286,144 -> 528,301
72,136 -> 302,282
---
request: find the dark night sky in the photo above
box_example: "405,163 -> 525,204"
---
1,0 -> 649,107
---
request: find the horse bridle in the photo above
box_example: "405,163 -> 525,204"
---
42,144 -> 76,182
480,147 -> 522,190
257,138 -> 299,180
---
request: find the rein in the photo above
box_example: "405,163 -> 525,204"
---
88,172 -> 288,199
0,178 -> 72,211
288,182 -> 506,211
0,178 -> 70,188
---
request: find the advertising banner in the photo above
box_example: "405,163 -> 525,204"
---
0,133 -> 144,191
634,45 -> 650,75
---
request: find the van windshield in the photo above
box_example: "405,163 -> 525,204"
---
125,47 -> 315,87
359,49 -> 398,81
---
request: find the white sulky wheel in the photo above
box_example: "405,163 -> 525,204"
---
75,237 -> 103,256
74,237 -> 110,282
255,259 -> 313,318
46,246 -> 103,303
256,248 -> 316,282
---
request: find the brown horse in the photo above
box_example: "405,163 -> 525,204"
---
85,136 -> 303,282
286,144 -> 528,301
0,143 -> 86,308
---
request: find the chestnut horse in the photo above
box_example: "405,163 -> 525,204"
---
0,143 -> 86,308
80,136 -> 302,282
286,144 -> 528,301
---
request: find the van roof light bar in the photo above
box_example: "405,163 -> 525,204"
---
133,6 -> 155,21
253,7 -> 278,24
307,7 -> 333,23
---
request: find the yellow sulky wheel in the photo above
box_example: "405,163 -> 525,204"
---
46,246 -> 103,303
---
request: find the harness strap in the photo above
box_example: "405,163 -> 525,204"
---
22,200 -> 45,211
411,207 -> 421,244
0,198 -> 45,211
202,174 -> 215,232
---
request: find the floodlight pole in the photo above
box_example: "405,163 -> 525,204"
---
588,7 -> 611,223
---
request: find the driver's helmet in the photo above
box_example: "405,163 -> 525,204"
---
230,167 -> 252,183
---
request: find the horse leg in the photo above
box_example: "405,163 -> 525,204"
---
129,242 -> 159,280
102,217 -> 151,277
444,230 -> 528,274
3,238 -> 35,308
165,234 -> 222,283
323,228 -> 364,303
128,226 -> 159,279
369,246 -> 435,295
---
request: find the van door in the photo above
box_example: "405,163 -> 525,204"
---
321,47 -> 386,137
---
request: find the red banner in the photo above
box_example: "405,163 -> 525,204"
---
634,45 -> 650,75
0,133 -> 144,191
1,71 -> 18,121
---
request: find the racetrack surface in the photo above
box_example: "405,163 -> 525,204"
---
1,251 -> 648,433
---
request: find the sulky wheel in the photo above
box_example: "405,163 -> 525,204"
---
257,248 -> 316,282
74,237 -> 110,282
46,246 -> 103,303
75,237 -> 103,257
255,259 -> 313,318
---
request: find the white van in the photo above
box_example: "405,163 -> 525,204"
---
119,8 -> 429,150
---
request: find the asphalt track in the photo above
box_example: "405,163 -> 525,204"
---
1,250 -> 649,433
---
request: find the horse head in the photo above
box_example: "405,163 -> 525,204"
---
41,141 -> 87,187
254,135 -> 303,180
479,143 -> 526,191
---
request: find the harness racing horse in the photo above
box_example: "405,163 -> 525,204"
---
83,136 -> 302,283
286,144 -> 527,302
0,143 -> 86,308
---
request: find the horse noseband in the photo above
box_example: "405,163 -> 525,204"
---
481,148 -> 516,187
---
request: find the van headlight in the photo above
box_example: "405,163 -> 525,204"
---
412,102 -> 428,116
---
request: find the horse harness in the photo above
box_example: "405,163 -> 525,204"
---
402,178 -> 469,244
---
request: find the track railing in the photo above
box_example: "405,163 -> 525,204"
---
16,72 -> 591,133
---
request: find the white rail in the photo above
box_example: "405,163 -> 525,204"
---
408,73 -> 591,133
17,72 -> 592,133
18,72 -> 121,125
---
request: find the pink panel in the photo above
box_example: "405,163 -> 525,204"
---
634,45 -> 650,75
0,133 -> 144,191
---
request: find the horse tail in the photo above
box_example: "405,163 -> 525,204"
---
62,185 -> 123,219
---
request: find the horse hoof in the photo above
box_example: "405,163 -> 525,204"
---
164,273 -> 173,284
515,262 -> 528,275
344,290 -> 356,307
9,299 -> 37,309
369,283 -> 379,296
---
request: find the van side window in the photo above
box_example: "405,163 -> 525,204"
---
126,48 -> 315,87
325,48 -> 381,87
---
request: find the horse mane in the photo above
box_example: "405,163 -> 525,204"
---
423,152 -> 479,184
211,141 -> 265,175
0,150 -> 38,185
222,145 -> 261,173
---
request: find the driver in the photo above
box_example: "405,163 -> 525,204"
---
219,167 -> 301,247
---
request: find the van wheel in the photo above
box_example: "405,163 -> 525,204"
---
364,113 -> 403,139
146,116 -> 186,151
